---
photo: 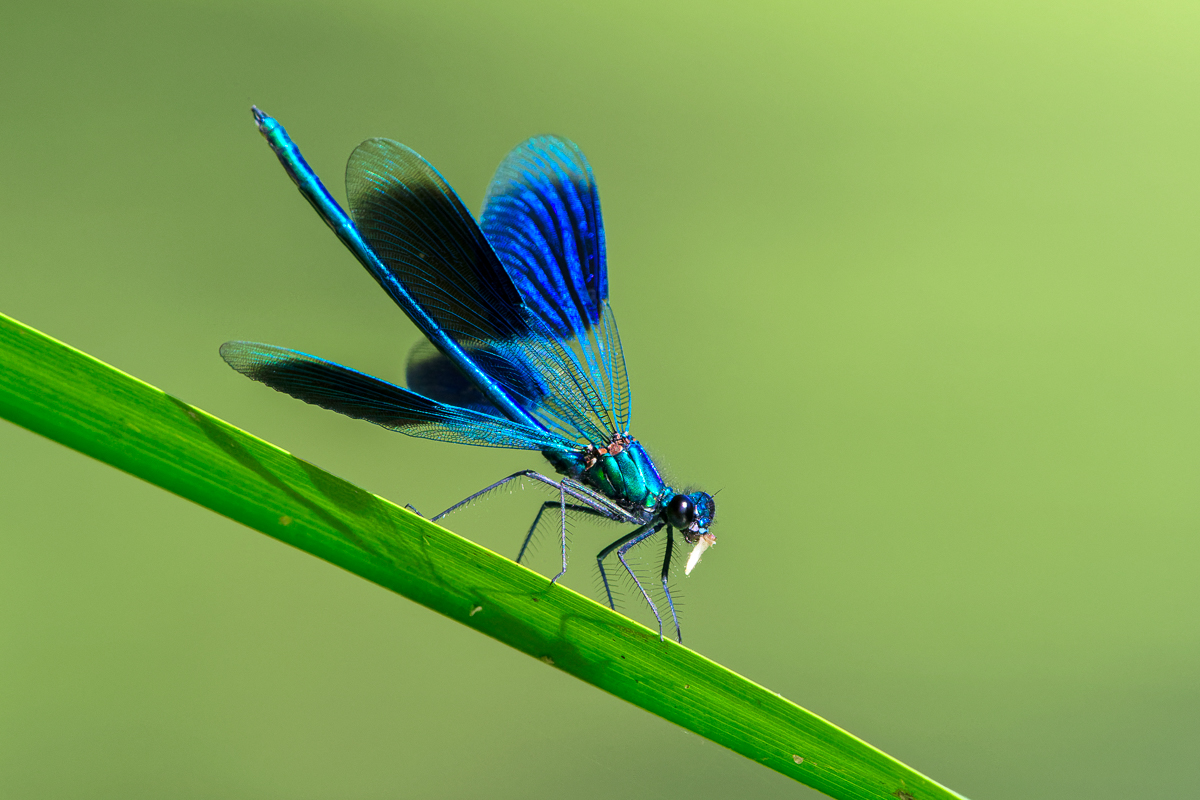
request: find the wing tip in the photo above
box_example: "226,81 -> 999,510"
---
219,340 -> 278,381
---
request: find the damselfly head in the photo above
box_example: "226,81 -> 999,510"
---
670,491 -> 716,576
665,491 -> 716,540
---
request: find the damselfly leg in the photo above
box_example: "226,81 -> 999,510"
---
597,521 -> 684,642
659,526 -> 681,643
518,501 -> 614,582
410,473 -> 682,639
430,470 -> 636,584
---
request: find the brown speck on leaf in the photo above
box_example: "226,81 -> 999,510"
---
278,515 -> 292,526
793,755 -> 804,764
540,656 -> 554,666
893,791 -> 915,800
469,606 -> 482,617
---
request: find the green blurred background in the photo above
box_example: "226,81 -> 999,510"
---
3,1 -> 1199,797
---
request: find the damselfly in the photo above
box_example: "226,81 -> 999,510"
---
222,108 -> 717,642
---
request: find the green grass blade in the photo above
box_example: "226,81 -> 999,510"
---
0,310 -> 967,800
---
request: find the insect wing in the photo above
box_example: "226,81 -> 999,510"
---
482,136 -> 606,338
220,341 -> 573,451
481,136 -> 631,434
346,138 -> 528,345
345,136 -> 629,446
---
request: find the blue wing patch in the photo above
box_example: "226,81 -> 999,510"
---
481,137 -> 630,434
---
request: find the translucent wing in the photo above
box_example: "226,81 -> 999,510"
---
346,138 -> 528,344
344,138 -> 630,445
405,340 -> 496,416
219,341 -> 574,451
481,136 -> 630,432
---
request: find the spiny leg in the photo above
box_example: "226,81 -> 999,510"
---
617,523 -> 667,640
660,526 -> 682,644
431,470 -> 558,522
432,471 -> 635,587
597,523 -> 668,639
519,501 -> 578,563
596,523 -> 656,612
519,501 -> 610,583
513,483 -> 571,583
431,470 -> 634,524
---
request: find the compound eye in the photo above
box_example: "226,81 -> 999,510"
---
665,495 -> 696,529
